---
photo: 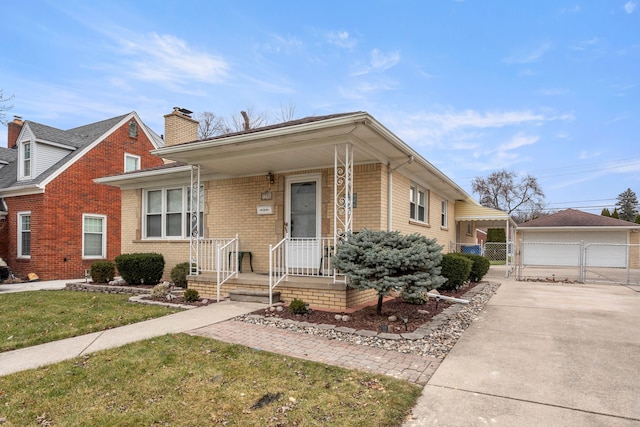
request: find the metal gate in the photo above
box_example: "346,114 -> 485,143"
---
517,241 -> 640,285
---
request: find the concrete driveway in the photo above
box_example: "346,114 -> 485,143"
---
406,279 -> 640,426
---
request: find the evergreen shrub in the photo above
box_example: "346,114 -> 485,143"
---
171,262 -> 190,288
115,253 -> 165,286
333,229 -> 446,314
440,253 -> 472,291
288,298 -> 308,315
90,261 -> 115,283
460,254 -> 490,282
183,288 -> 200,302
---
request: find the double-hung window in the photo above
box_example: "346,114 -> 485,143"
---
144,186 -> 204,239
83,214 -> 106,258
441,200 -> 448,228
21,142 -> 31,179
410,185 -> 428,223
17,212 -> 31,258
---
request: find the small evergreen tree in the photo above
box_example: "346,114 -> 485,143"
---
601,207 -> 611,217
635,214 -> 640,224
333,229 -> 446,315
611,208 -> 620,219
615,188 -> 639,222
486,228 -> 506,242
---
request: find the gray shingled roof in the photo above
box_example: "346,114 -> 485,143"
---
0,146 -> 17,163
518,208 -> 639,228
0,114 -> 130,190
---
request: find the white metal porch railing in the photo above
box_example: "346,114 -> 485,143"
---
269,236 -> 339,305
216,235 -> 239,302
193,235 -> 239,302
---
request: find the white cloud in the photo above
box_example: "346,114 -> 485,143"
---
353,49 -> 400,75
370,49 -> 400,71
118,33 -> 228,84
259,34 -> 303,54
503,43 -> 551,64
578,150 -> 601,159
625,1 -> 636,14
496,133 -> 539,151
326,30 -> 357,49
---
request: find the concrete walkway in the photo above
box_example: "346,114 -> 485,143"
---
404,279 -> 640,426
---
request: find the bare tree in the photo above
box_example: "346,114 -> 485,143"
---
0,90 -> 14,126
196,111 -> 230,139
471,169 -> 546,223
277,101 -> 297,122
228,106 -> 269,132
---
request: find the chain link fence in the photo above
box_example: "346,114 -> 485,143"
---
516,241 -> 640,285
451,242 -> 515,275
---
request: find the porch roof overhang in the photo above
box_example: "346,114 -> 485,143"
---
95,163 -> 193,189
148,112 -> 473,202
454,201 -> 517,229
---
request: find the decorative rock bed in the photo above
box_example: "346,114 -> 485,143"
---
236,281 -> 500,358
65,282 -> 154,295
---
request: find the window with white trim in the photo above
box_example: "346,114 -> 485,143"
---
144,186 -> 204,239
441,200 -> 448,228
410,185 -> 428,223
83,214 -> 106,258
21,141 -> 32,179
18,211 -> 31,258
124,153 -> 140,172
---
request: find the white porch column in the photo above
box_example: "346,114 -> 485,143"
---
334,143 -> 353,244
189,164 -> 201,275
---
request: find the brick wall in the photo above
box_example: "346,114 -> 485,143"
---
188,274 -> 378,311
4,118 -> 164,280
389,172 -> 456,251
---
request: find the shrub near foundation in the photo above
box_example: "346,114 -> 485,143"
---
90,261 -> 115,283
460,254 -> 490,282
115,253 -> 165,285
171,262 -> 190,288
440,253 -> 472,291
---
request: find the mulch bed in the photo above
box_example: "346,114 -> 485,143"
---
253,282 -> 479,334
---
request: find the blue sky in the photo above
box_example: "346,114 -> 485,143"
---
2,1 -> 639,214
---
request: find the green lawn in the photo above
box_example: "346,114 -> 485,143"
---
0,334 -> 421,426
0,290 -> 180,352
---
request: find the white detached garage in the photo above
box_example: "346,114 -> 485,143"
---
517,209 -> 640,269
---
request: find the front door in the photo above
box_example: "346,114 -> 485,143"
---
286,175 -> 321,272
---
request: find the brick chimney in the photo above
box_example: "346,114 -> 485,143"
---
163,107 -> 198,147
7,116 -> 23,148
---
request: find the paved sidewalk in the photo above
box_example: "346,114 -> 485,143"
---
0,279 -> 70,293
190,320 -> 442,385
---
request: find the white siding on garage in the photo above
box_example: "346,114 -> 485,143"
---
521,231 -> 627,268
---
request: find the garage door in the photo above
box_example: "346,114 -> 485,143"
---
521,231 -> 627,268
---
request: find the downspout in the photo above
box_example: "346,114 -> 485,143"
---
387,156 -> 414,231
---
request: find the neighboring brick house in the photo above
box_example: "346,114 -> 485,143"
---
0,112 -> 165,280
98,109 -> 503,309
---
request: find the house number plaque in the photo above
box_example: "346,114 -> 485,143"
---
257,205 -> 274,215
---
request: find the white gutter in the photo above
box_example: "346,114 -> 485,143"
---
0,184 -> 45,198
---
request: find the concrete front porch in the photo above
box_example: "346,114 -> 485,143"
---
187,272 -> 377,311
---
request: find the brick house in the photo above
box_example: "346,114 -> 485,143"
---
0,112 -> 165,280
98,109 -> 502,310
